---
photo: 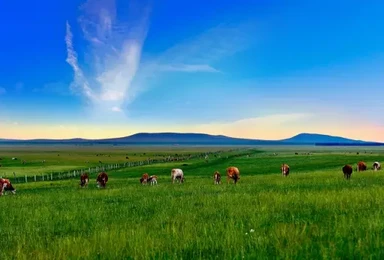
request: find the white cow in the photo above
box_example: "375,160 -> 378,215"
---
148,175 -> 158,185
171,168 -> 184,184
373,162 -> 381,171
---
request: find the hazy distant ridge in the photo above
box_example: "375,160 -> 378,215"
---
0,132 -> 382,146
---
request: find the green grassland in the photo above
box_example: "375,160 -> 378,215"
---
0,145 -> 238,177
1,145 -> 384,259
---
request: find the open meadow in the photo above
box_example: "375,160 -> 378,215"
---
1,145 -> 384,259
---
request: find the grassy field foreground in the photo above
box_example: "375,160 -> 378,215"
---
1,146 -> 384,259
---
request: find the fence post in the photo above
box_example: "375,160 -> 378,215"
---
42,174 -> 44,181
51,173 -> 53,180
25,175 -> 27,183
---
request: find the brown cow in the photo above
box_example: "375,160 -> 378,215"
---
213,171 -> 221,184
140,173 -> 149,185
281,164 -> 290,177
357,161 -> 367,172
226,166 -> 240,184
0,178 -> 16,196
96,172 -> 108,188
79,173 -> 89,187
342,164 -> 353,180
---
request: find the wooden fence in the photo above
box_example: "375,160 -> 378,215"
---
2,148 -> 254,184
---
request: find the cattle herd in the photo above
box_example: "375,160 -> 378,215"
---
0,160 -> 382,196
341,161 -> 381,180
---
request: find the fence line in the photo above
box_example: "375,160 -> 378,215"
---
1,148 -> 254,184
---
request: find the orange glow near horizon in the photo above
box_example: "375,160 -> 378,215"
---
1,117 -> 383,142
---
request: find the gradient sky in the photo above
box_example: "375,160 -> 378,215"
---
1,0 -> 384,141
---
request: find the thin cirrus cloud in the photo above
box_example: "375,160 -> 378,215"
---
65,0 -> 149,115
65,0 -> 255,117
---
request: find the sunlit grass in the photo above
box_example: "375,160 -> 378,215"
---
1,146 -> 384,259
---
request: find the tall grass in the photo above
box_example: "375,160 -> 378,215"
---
1,147 -> 384,259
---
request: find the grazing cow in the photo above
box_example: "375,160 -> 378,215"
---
79,173 -> 89,188
226,166 -> 240,184
373,162 -> 381,171
140,173 -> 149,185
342,164 -> 353,180
357,161 -> 367,172
171,168 -> 184,184
0,178 -> 16,196
281,164 -> 290,177
147,175 -> 158,185
213,171 -> 221,184
96,172 -> 108,188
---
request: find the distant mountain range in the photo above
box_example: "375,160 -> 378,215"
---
0,132 -> 383,146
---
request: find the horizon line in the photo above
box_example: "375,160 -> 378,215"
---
0,131 -> 380,143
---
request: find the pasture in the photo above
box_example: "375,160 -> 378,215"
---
1,145 -> 384,259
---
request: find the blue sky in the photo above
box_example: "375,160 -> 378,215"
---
0,0 -> 384,140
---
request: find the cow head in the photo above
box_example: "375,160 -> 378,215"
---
3,182 -> 16,194
231,174 -> 239,184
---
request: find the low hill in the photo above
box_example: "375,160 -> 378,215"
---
0,132 -> 382,146
279,133 -> 368,145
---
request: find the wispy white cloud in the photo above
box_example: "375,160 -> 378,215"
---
156,22 -> 254,65
0,87 -> 6,95
125,21 -> 256,106
65,0 -> 150,116
65,0 -> 255,116
188,113 -> 313,139
65,21 -> 96,102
